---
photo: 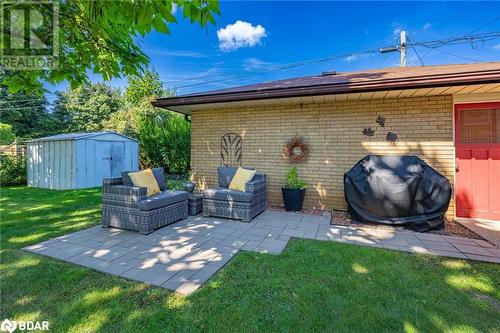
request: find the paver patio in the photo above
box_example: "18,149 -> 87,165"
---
24,210 -> 500,295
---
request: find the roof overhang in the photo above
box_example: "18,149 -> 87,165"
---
152,63 -> 500,115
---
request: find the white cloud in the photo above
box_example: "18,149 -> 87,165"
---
243,57 -> 275,71
422,22 -> 432,31
217,20 -> 267,51
171,3 -> 178,15
149,49 -> 204,58
343,53 -> 374,63
494,43 -> 500,50
344,54 -> 358,62
392,22 -> 403,36
392,22 -> 431,37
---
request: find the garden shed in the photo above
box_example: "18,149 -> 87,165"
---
27,131 -> 139,189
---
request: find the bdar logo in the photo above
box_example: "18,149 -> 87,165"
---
0,319 -> 17,333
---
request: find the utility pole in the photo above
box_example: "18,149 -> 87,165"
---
400,30 -> 406,67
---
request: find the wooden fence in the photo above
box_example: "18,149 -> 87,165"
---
0,141 -> 26,159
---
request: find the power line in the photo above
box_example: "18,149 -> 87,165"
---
173,48 -> 391,90
427,48 -> 484,63
465,16 -> 500,36
409,31 -> 500,48
3,31 -> 500,107
408,16 -> 500,65
410,1 -> 490,36
0,90 -> 113,107
174,31 -> 500,90
407,37 -> 425,66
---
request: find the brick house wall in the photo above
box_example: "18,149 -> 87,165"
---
190,95 -> 455,218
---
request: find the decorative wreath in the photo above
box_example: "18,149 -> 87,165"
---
283,136 -> 308,162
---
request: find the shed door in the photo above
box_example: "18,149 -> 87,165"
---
110,142 -> 125,177
455,102 -> 500,220
95,141 -> 111,182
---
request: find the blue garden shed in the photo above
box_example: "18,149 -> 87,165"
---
27,131 -> 139,189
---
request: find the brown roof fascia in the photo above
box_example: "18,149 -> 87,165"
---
152,69 -> 500,108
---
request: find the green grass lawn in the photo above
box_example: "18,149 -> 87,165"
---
1,186 -> 499,332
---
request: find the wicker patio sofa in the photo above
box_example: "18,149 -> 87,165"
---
203,167 -> 267,222
101,168 -> 188,234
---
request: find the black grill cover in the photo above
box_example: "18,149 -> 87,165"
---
344,155 -> 451,231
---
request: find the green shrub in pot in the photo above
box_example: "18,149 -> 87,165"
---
282,167 -> 308,211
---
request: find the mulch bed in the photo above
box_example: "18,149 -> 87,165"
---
268,206 -> 485,240
430,219 -> 484,239
330,209 -> 485,240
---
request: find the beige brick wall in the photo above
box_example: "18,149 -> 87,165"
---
191,95 -> 455,218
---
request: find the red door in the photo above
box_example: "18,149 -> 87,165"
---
455,102 -> 500,220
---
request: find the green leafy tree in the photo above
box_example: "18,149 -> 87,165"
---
125,68 -> 173,105
2,0 -> 220,94
102,98 -> 150,138
138,109 -> 191,174
0,73 -> 51,138
53,83 -> 122,132
0,123 -> 15,145
104,68 -> 174,137
104,68 -> 190,174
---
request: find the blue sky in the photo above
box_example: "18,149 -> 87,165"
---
50,1 -> 500,98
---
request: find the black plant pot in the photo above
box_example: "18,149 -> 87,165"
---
182,182 -> 195,193
282,187 -> 306,212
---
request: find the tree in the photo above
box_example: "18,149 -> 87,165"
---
103,67 -> 190,174
2,0 -> 220,94
137,109 -> 191,174
125,68 -> 173,105
104,68 -> 174,137
102,97 -> 150,139
53,84 -> 122,132
0,123 -> 15,145
0,73 -> 51,138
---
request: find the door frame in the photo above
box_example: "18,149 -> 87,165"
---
454,101 -> 500,220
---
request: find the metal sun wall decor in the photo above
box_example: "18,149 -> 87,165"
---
283,136 -> 308,162
362,115 -> 398,143
220,133 -> 242,167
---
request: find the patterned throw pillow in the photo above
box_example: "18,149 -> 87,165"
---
229,167 -> 256,192
128,169 -> 161,196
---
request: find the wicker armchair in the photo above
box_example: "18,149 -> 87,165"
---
203,167 -> 267,222
101,173 -> 188,234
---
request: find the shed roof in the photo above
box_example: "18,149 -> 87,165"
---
28,131 -> 138,143
153,62 -> 500,111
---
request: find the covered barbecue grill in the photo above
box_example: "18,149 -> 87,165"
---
344,155 -> 451,231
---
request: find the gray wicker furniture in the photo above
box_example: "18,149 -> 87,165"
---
203,167 -> 266,222
102,168 -> 189,234
188,194 -> 203,216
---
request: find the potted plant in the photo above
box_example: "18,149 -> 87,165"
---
182,171 -> 196,193
282,167 -> 308,211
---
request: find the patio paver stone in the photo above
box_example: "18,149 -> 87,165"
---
24,210 -> 499,296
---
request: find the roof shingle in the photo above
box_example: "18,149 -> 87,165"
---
153,62 -> 500,109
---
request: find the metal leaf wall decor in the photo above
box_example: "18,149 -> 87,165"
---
361,115 -> 398,142
376,115 -> 385,127
386,131 -> 398,143
220,133 -> 242,167
362,127 -> 375,137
